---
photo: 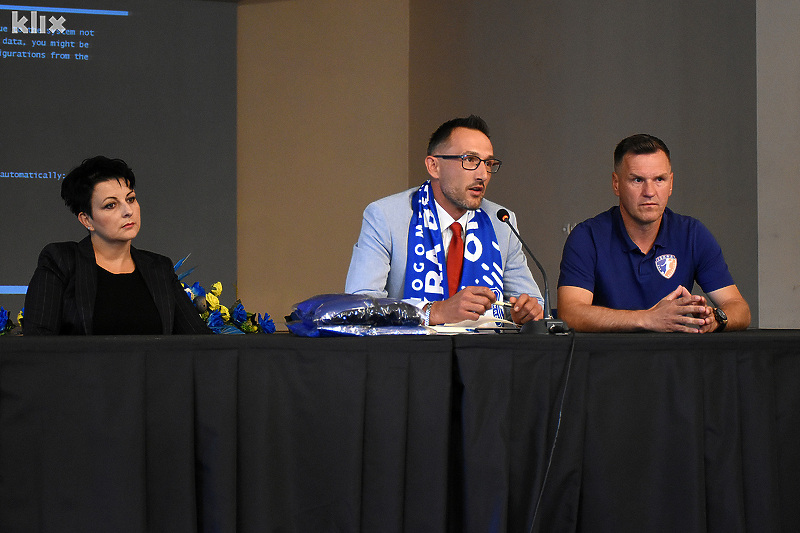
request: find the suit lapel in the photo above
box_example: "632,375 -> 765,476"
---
75,236 -> 97,334
132,247 -> 171,334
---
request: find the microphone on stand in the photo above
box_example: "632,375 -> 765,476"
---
496,209 -> 569,334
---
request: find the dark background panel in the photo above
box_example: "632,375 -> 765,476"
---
0,0 -> 237,313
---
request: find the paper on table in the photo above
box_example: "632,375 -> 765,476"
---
428,308 -> 518,334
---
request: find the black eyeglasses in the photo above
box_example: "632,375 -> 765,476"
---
433,154 -> 502,173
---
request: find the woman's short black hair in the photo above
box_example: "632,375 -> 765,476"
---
61,156 -> 136,217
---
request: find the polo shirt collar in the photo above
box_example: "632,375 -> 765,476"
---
652,207 -> 672,249
611,206 -> 639,252
612,205 -> 673,254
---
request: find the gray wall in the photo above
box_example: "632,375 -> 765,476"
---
410,0 -> 759,322
238,0 -> 799,328
757,0 -> 800,327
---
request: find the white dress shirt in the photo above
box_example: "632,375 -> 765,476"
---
435,200 -> 473,261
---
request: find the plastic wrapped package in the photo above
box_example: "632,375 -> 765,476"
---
285,293 -> 429,337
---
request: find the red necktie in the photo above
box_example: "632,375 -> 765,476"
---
447,222 -> 464,297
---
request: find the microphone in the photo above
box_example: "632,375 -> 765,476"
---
496,209 -> 569,334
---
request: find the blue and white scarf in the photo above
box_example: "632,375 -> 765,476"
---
403,181 -> 504,318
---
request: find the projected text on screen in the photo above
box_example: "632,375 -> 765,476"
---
0,4 -> 128,61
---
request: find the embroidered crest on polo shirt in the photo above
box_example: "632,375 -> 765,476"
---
655,254 -> 677,279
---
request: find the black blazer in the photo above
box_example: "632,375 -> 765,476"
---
23,236 -> 210,335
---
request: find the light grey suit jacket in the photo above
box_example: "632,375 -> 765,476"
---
345,187 -> 543,304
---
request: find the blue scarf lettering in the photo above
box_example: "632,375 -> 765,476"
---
404,181 -> 504,318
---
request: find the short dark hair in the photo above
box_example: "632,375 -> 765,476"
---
427,115 -> 491,155
613,134 -> 670,170
61,156 -> 136,217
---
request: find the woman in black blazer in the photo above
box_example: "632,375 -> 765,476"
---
23,156 -> 210,335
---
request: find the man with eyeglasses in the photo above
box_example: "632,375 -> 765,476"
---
345,115 -> 544,326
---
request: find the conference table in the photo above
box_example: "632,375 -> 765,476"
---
1,330 -> 798,532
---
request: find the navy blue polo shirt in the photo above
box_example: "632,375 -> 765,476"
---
557,206 -> 735,310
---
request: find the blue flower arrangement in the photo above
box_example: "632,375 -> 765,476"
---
175,255 -> 275,335
0,306 -> 21,336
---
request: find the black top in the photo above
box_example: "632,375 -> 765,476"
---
93,266 -> 163,334
23,236 -> 210,335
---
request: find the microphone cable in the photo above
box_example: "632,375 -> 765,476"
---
527,329 -> 576,533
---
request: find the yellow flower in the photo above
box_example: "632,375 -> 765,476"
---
17,310 -> 24,323
220,305 -> 230,322
205,292 -> 220,310
210,282 -> 223,297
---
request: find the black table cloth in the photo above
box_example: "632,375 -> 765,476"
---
1,330 -> 799,532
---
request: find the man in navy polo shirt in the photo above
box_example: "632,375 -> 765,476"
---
557,134 -> 750,332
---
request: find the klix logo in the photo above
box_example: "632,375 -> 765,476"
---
11,10 -> 67,34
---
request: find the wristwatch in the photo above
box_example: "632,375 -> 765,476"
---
713,307 -> 728,332
423,302 -> 432,327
